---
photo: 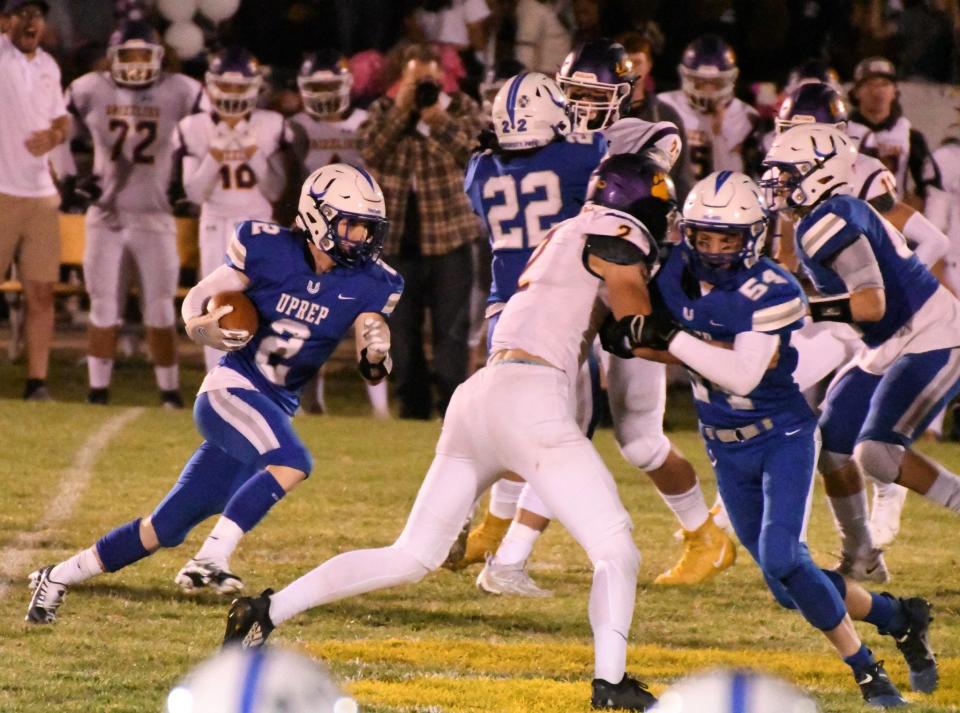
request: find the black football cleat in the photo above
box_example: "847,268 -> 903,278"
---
86,388 -> 109,405
890,597 -> 938,693
855,661 -> 907,708
591,675 -> 657,711
160,390 -> 184,410
223,589 -> 275,649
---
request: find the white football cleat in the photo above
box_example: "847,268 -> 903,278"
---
175,558 -> 244,595
476,555 -> 553,598
870,482 -> 908,549
835,547 -> 890,584
26,566 -> 68,624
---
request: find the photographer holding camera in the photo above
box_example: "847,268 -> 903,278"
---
358,43 -> 485,419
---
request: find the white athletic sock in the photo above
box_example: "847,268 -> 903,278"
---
710,494 -> 732,531
657,483 -> 709,532
495,522 -> 542,566
50,547 -> 104,585
268,545 -> 428,626
489,479 -> 525,519
587,552 -> 637,683
366,380 -> 390,418
154,364 -> 179,392
925,468 -> 960,511
828,491 -> 874,555
87,357 -> 114,390
194,517 -> 244,565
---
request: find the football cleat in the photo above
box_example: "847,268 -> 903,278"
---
890,597 -> 938,693
834,548 -> 889,584
87,388 -> 109,405
441,517 -> 471,570
855,661 -> 907,707
160,390 -> 184,410
476,555 -> 553,598
870,482 -> 908,549
591,675 -> 657,711
25,565 -> 68,624
654,516 -> 736,586
445,511 -> 511,571
175,558 -> 244,595
223,589 -> 275,649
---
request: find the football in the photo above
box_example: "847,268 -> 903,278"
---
208,291 -> 259,333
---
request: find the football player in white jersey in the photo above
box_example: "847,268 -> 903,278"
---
175,47 -> 292,371
767,82 -> 950,553
61,21 -> 204,407
659,35 -> 759,181
224,154 -> 671,711
288,50 -> 388,418
847,57 -> 937,205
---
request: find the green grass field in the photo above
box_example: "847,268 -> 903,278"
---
1,353 -> 959,712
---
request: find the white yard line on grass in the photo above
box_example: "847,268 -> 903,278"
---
0,407 -> 144,600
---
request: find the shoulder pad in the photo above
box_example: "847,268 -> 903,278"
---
739,263 -> 807,332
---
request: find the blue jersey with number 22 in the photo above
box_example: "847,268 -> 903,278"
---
464,133 -> 606,306
220,220 -> 404,415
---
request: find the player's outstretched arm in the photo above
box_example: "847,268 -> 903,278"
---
355,313 -> 393,384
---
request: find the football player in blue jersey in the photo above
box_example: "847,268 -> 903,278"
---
761,124 -> 960,580
618,170 -> 937,706
25,164 -> 403,623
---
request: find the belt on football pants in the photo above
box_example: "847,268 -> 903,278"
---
701,417 -> 775,443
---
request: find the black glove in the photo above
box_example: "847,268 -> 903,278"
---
59,174 -> 101,213
599,309 -> 680,358
477,127 -> 500,152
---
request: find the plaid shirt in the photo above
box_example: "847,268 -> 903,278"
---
359,92 -> 485,257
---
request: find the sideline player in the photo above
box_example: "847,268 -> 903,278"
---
175,47 -> 292,371
659,35 -> 759,180
625,170 -> 937,706
25,164 -> 402,620
289,50 -> 388,418
763,124 -> 960,582
769,81 -> 950,552
61,20 -> 203,407
224,154 -> 675,712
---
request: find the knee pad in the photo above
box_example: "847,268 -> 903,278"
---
88,296 -> 121,329
142,298 -> 175,328
819,448 -> 851,475
758,523 -> 801,581
618,434 -> 671,472
585,528 -> 641,575
853,440 -> 905,484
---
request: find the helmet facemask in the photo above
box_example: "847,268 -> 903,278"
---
682,220 -> 766,288
556,74 -> 630,133
679,64 -> 737,114
298,73 -> 352,119
206,72 -> 262,118
298,200 -> 388,268
110,42 -> 163,88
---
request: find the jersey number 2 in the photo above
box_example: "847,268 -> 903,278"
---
256,318 -> 310,385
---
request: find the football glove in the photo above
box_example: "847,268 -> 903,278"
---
599,310 -> 680,358
59,174 -> 102,213
185,305 -> 252,351
358,317 -> 392,381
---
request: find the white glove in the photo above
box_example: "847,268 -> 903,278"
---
185,305 -> 252,351
361,317 -> 390,364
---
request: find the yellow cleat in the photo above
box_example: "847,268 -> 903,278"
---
444,511 -> 512,571
654,516 -> 736,586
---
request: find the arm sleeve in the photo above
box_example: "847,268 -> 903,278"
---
358,99 -> 415,169
668,330 -> 779,396
828,235 -> 884,292
181,264 -> 250,322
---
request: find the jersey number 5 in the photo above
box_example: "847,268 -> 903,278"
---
483,170 -> 561,250
738,269 -> 788,301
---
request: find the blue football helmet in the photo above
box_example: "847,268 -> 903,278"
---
679,170 -> 768,288
205,47 -> 262,118
298,50 -> 352,119
108,20 -> 163,88
586,152 -> 677,252
776,82 -> 849,135
678,35 -> 738,114
296,163 -> 389,268
556,39 -> 636,133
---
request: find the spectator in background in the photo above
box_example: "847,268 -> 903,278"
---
358,43 -> 485,419
619,31 -> 694,201
405,0 -> 491,54
0,0 -> 69,401
515,0 -> 572,75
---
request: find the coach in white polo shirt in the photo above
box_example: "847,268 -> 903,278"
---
0,0 -> 69,401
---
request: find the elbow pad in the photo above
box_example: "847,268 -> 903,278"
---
809,295 -> 854,323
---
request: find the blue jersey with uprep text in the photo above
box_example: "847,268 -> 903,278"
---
464,133 -> 606,305
222,220 -> 403,415
655,249 -> 813,429
795,194 -> 939,347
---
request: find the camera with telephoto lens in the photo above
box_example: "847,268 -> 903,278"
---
414,79 -> 441,109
